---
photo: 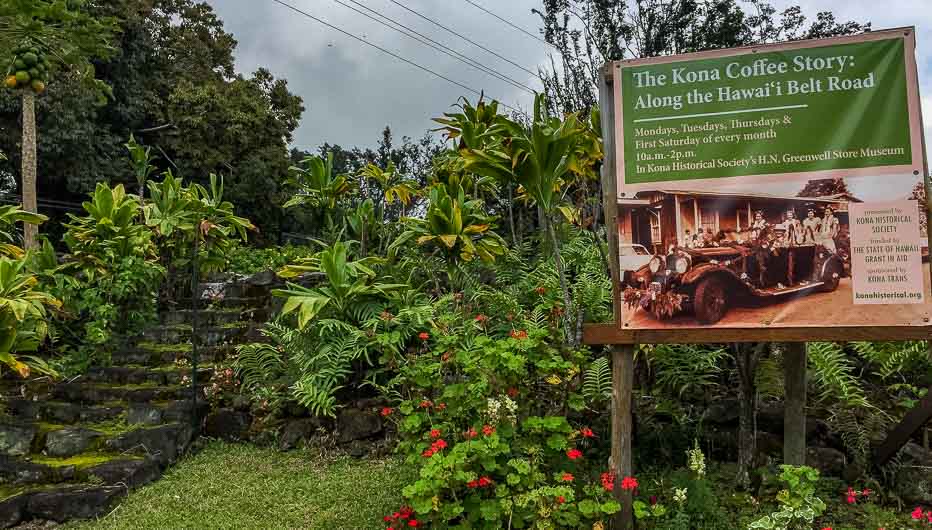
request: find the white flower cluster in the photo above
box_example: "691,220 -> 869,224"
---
486,395 -> 518,426
687,440 -> 706,478
673,487 -> 688,505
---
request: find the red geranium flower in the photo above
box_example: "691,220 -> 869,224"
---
482,424 -> 495,436
601,471 -> 616,491
561,472 -> 574,482
467,480 -> 478,489
555,495 -> 565,504
580,427 -> 595,438
506,387 -> 519,397
419,400 -> 433,409
475,314 -> 488,323
380,407 -> 393,417
418,332 -> 429,341
430,429 -> 441,439
431,439 -> 447,450
436,402 -> 447,411
464,428 -> 478,439
620,476 -> 638,491
566,448 -> 583,460
912,507 -> 923,520
408,520 -> 419,527
510,329 -> 528,340
421,448 -> 434,458
477,476 -> 492,487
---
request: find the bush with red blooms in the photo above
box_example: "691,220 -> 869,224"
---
911,506 -> 932,525
380,320 -> 616,528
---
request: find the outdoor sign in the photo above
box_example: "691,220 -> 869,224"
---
611,28 -> 931,331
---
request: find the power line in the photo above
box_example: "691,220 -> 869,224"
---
268,0 -> 520,112
385,0 -> 540,78
333,0 -> 535,94
461,0 -> 553,47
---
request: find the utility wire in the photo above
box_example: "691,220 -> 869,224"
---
461,0 -> 553,47
334,0 -> 535,94
269,0 -> 520,112
385,0 -> 540,78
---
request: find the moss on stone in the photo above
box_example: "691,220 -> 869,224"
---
136,341 -> 192,353
28,453 -> 116,468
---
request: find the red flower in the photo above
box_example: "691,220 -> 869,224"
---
419,400 -> 433,409
418,332 -> 429,341
477,476 -> 492,487
436,402 -> 447,411
465,428 -> 478,439
620,476 -> 638,491
601,472 -> 616,491
555,495 -> 565,504
649,495 -> 658,506
561,472 -> 574,482
510,329 -> 528,340
820,527 -> 832,530
441,351 -> 451,362
475,314 -> 488,323
482,424 -> 495,436
861,488 -> 872,496
912,507 -> 923,520
384,515 -> 392,522
421,448 -> 434,458
535,286 -> 546,295
408,520 -> 419,527
431,439 -> 447,450
845,487 -> 857,504
579,427 -> 595,438
430,429 -> 441,439
467,480 -> 478,489
566,448 -> 583,460
507,387 -> 519,397
380,407 -> 393,417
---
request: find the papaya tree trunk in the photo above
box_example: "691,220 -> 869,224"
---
545,214 -> 575,346
507,183 -> 517,246
21,91 -> 38,249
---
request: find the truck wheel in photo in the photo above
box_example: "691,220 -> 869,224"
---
693,275 -> 729,325
819,259 -> 843,292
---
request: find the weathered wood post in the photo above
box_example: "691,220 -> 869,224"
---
783,342 -> 807,465
611,344 -> 635,529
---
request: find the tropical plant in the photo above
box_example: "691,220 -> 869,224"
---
360,161 -> 419,214
397,177 -> 505,262
0,256 -> 59,377
284,152 -> 354,228
455,93 -> 601,345
749,466 -> 826,530
275,241 -> 404,329
0,204 -> 46,257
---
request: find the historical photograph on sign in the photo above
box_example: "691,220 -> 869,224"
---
613,29 -> 932,329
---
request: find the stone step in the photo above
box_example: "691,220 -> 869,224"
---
51,382 -> 196,404
141,323 -> 252,346
4,399 -> 125,426
175,295 -> 268,310
160,308 -> 246,327
113,344 -> 231,367
82,366 -> 212,387
0,456 -> 162,527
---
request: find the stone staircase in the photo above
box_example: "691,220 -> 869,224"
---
0,274 -> 277,527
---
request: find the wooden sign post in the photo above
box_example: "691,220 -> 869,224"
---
589,29 -> 932,530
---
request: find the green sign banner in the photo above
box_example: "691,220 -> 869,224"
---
619,36 -> 915,184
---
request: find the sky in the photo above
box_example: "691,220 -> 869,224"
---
205,0 -> 932,154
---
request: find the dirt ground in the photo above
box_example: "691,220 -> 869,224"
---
623,263 -> 932,329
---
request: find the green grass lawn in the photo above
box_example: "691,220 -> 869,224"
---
69,442 -> 409,530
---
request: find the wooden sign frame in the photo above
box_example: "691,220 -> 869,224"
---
587,28 -> 932,345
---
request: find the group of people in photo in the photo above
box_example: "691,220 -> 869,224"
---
679,205 -> 841,253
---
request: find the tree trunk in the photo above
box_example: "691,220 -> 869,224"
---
21,91 -> 38,249
507,183 -> 517,246
735,343 -> 764,489
545,214 -> 575,346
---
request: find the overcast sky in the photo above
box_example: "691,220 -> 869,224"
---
205,0 -> 932,153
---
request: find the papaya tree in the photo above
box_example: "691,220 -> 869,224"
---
0,0 -> 118,248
